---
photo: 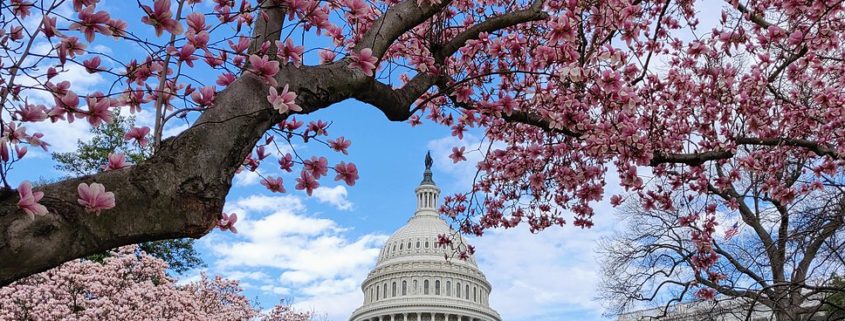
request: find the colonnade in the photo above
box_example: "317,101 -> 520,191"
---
361,313 -> 485,321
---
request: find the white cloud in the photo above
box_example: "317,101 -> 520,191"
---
205,194 -> 387,321
312,185 -> 354,210
234,169 -> 263,187
473,226 -> 611,321
26,120 -> 93,155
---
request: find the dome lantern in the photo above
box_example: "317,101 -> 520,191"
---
416,151 -> 441,216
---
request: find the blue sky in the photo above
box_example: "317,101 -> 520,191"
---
18,98 -> 624,321
8,1 -> 726,320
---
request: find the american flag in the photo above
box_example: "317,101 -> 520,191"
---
723,222 -> 740,241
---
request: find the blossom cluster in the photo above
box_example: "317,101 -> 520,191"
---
0,245 -> 316,321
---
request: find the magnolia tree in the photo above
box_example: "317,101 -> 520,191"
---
0,245 -> 316,321
1,0 -> 844,300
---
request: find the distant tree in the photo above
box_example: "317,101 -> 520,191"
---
825,275 -> 845,319
52,112 -> 149,176
52,112 -> 202,274
0,245 -> 317,321
600,162 -> 845,321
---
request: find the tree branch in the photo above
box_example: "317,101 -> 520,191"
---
0,74 -> 280,286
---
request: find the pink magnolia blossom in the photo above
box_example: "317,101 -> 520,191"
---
6,122 -> 27,144
328,136 -> 351,154
11,0 -> 33,18
409,114 -> 422,126
186,12 -> 206,33
256,145 -> 269,160
449,146 -> 466,163
77,182 -> 116,214
216,72 -> 237,86
344,0 -> 369,18
107,18 -> 128,38
72,0 -> 96,11
348,48 -> 378,76
218,212 -> 237,233
191,85 -> 216,107
278,153 -> 294,172
334,161 -> 359,186
69,5 -> 111,42
82,56 -> 101,73
15,145 -> 27,159
42,15 -> 59,38
267,85 -> 300,114
295,171 -> 319,196
319,49 -> 336,64
84,94 -> 112,126
303,156 -> 328,178
17,181 -> 47,219
141,0 -> 183,37
0,140 -> 8,162
26,132 -> 49,151
261,176 -> 285,193
124,126 -> 150,147
57,36 -> 86,65
248,54 -> 280,86
275,39 -> 304,66
102,153 -> 130,171
170,43 -> 198,67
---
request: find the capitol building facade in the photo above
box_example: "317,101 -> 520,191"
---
348,154 -> 503,321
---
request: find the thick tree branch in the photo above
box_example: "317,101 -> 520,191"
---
354,0 -> 452,57
793,204 -> 845,284
650,137 -> 840,166
356,0 -> 549,121
0,74 -> 280,286
733,2 -> 773,29
248,0 -> 287,55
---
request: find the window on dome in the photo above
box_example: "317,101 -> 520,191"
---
376,285 -> 380,300
400,243 -> 403,250
446,281 -> 451,296
456,282 -> 461,297
392,282 -> 397,297
435,280 -> 440,295
465,285 -> 469,299
416,241 -> 420,248
408,241 -> 411,249
473,287 -> 477,302
425,241 -> 429,248
413,280 -> 418,294
370,287 -> 374,302
402,281 -> 407,295
424,280 -> 429,295
384,282 -> 388,298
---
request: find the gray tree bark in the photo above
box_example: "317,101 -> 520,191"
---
0,0 -> 549,286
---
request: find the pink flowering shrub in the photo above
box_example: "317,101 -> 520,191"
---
0,246 -> 315,321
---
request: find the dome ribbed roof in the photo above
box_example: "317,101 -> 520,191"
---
376,214 -> 477,266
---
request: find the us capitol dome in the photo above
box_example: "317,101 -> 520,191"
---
348,153 -> 503,321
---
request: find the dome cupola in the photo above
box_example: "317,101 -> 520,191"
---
349,153 -> 502,321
